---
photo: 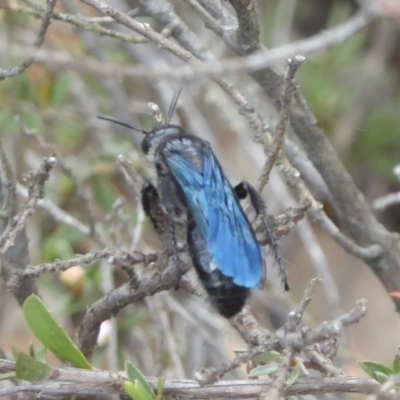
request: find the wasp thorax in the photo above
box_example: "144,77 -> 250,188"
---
141,125 -> 186,161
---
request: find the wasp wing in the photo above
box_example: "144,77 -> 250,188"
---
166,148 -> 264,289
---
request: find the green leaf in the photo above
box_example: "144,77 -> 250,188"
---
0,372 -> 16,381
233,349 -> 246,355
393,358 -> 400,374
124,380 -> 154,400
135,380 -> 155,400
124,381 -> 136,399
35,343 -> 47,363
286,367 -> 300,388
359,361 -> 393,380
155,376 -> 165,399
249,363 -> 280,377
23,295 -> 91,369
374,371 -> 389,384
15,352 -> 51,381
125,362 -> 154,398
251,351 -> 283,364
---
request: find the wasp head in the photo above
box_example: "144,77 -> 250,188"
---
141,125 -> 186,161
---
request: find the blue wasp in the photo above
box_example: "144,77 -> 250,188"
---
99,89 -> 289,318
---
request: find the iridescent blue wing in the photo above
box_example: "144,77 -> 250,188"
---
166,148 -> 264,289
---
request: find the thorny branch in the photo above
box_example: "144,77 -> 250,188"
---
0,156 -> 57,255
0,358 -> 381,398
0,140 -> 38,304
257,55 -> 305,193
7,249 -> 150,282
196,278 -> 365,391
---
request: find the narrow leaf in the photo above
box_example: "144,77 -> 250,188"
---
249,363 -> 279,377
124,380 -> 154,400
374,371 -> 389,384
35,343 -> 47,363
15,352 -> 51,381
251,351 -> 283,364
286,367 -> 300,388
125,361 -> 154,397
155,376 -> 165,399
393,358 -> 400,374
133,380 -> 155,400
23,295 -> 91,369
359,361 -> 392,379
124,381 -> 136,399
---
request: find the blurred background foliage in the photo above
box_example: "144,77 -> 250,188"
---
1,0 -> 400,381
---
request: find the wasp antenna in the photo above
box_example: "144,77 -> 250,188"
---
167,88 -> 183,124
98,115 -> 148,135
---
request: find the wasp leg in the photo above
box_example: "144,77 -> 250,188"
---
157,172 -> 185,289
141,179 -> 166,234
141,178 -> 183,289
234,181 -> 289,291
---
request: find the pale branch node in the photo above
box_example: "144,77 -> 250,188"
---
394,165 -> 400,182
372,192 -> 400,211
257,55 -> 305,194
285,277 -> 322,330
148,102 -> 166,127
373,166 -> 400,210
0,358 -> 382,398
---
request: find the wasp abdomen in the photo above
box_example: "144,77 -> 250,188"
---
200,271 -> 250,318
187,218 -> 249,318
